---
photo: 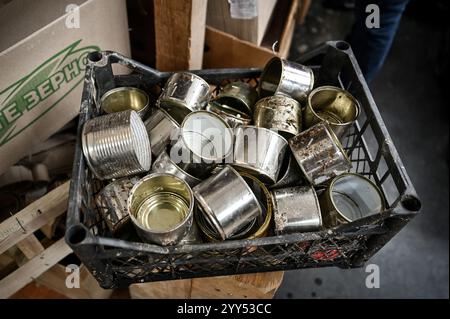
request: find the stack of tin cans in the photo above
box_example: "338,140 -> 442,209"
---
81,57 -> 385,246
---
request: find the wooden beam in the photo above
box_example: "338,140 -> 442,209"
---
0,238 -> 72,298
0,181 -> 69,255
15,234 -> 45,260
154,0 -> 207,71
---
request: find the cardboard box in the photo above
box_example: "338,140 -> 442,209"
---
203,0 -> 298,68
206,0 -> 278,45
0,0 -> 130,175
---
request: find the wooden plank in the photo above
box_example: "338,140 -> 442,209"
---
278,0 -> 298,57
36,264 -> 113,299
128,272 -> 284,299
154,0 -> 207,71
190,272 -> 284,299
297,0 -> 311,25
15,234 -> 45,260
0,238 -> 72,299
0,181 -> 69,255
129,279 -> 192,299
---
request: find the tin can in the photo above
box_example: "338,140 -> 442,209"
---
269,154 -> 304,190
239,172 -> 273,239
206,101 -> 251,128
289,122 -> 351,186
127,173 -> 194,246
253,95 -> 302,137
151,150 -> 201,187
100,87 -> 150,118
215,81 -> 258,115
304,86 -> 360,139
158,72 -> 210,124
82,110 -> 151,180
272,186 -> 322,234
193,165 -> 263,240
259,57 -> 314,102
144,108 -> 180,157
170,110 -> 234,179
319,173 -> 385,228
233,125 -> 288,184
178,221 -> 203,245
95,177 -> 140,233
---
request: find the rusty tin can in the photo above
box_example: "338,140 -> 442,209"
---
193,165 -> 262,240
233,125 -> 288,184
259,57 -> 314,102
319,173 -> 385,228
272,186 -> 322,234
100,87 -> 149,118
304,86 -> 360,139
289,122 -> 351,186
158,72 -> 210,124
128,173 -> 194,246
144,108 -> 180,157
82,110 -> 151,180
95,176 -> 140,233
215,81 -> 258,115
253,95 -> 302,137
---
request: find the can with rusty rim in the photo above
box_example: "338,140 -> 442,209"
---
319,173 -> 385,228
233,125 -> 288,184
259,57 -> 314,102
158,72 -> 210,124
272,186 -> 322,234
151,150 -> 201,187
100,87 -> 150,118
215,81 -> 258,115
289,122 -> 351,186
170,110 -> 234,179
144,108 -> 180,157
206,101 -> 252,128
82,110 -> 151,180
193,165 -> 262,240
95,176 -> 140,233
304,86 -> 360,139
127,173 -> 194,246
253,95 -> 302,138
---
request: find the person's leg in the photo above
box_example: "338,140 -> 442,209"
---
348,0 -> 410,82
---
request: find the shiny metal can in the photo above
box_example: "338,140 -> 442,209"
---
319,173 -> 385,228
259,57 -> 314,102
233,125 -> 288,184
193,165 -> 263,240
82,110 -> 151,180
215,81 -> 258,115
304,86 -> 360,139
170,110 -> 234,179
289,122 -> 351,186
206,101 -> 252,128
95,176 -> 140,233
127,173 -> 194,246
272,186 -> 322,234
144,108 -> 180,157
253,95 -> 302,137
100,87 -> 149,118
151,150 -> 201,187
158,72 -> 210,124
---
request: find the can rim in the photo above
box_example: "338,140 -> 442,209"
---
100,86 -> 149,115
307,85 -> 361,127
180,110 -> 234,162
127,173 -> 195,234
327,172 -> 386,223
153,151 -> 201,185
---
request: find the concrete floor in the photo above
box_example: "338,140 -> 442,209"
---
275,1 -> 449,299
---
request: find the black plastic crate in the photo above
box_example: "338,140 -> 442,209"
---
66,41 -> 421,289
